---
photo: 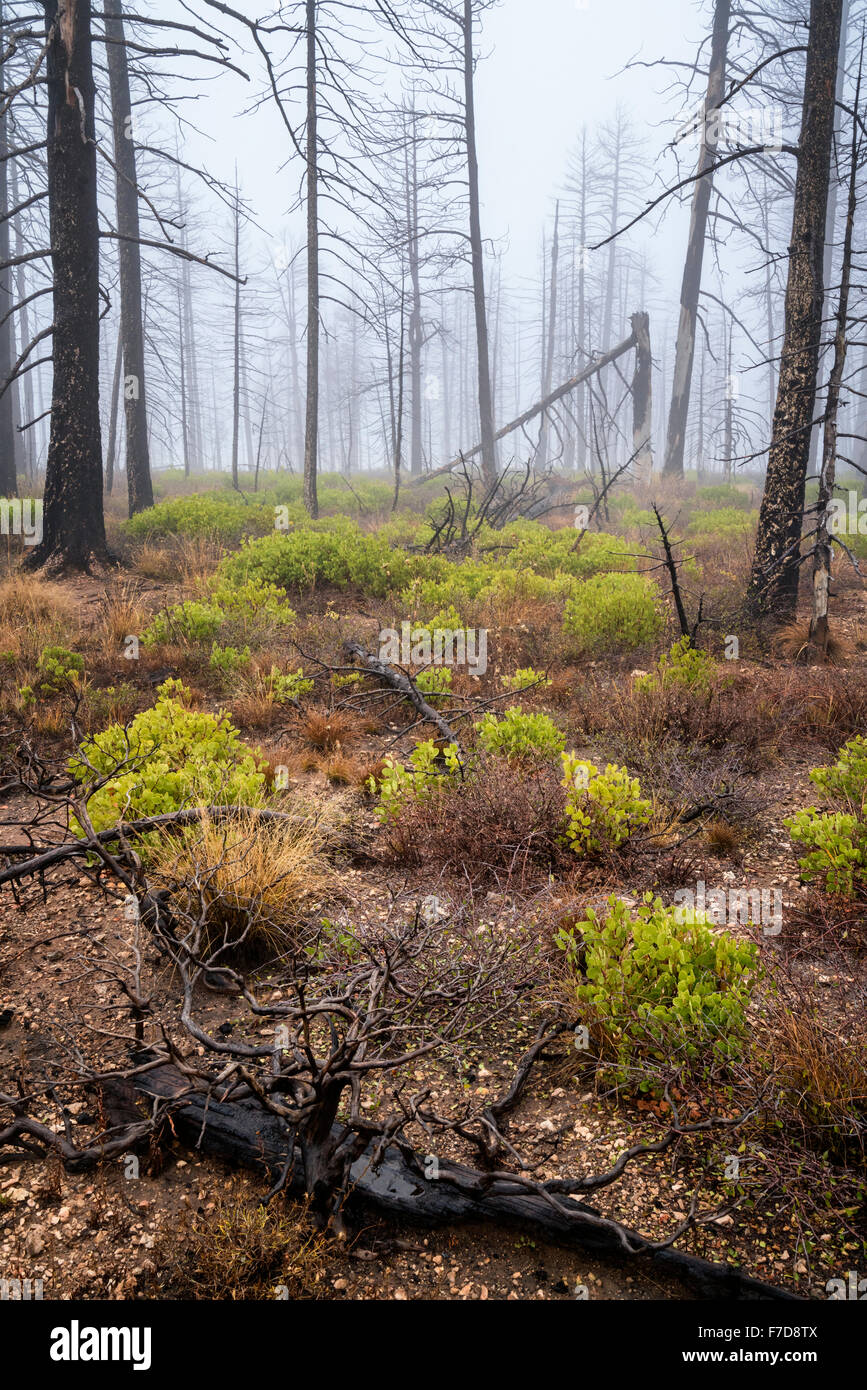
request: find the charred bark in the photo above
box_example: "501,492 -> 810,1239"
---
747,0 -> 845,620
131,1061 -> 802,1302
0,0 -> 17,497
24,0 -> 112,573
104,0 -> 153,516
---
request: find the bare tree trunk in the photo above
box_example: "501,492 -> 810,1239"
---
809,0 -> 850,480
406,105 -> 424,478
663,0 -> 730,477
105,0 -> 153,515
25,0 -> 110,572
747,0 -> 845,620
303,0 -> 320,516
0,0 -> 17,497
536,201 -> 559,470
231,179 -> 241,490
104,331 -> 123,494
463,0 -> 497,489
810,41 -> 861,657
176,281 -> 190,476
9,160 -> 33,482
631,311 -> 653,482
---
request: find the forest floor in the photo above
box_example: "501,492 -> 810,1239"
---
1,497 -> 866,1301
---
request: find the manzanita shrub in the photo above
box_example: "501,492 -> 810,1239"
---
370,740 -> 462,822
555,894 -> 760,1085
561,752 -> 652,854
786,736 -> 867,898
563,572 -> 664,653
70,680 -> 267,833
475,706 -> 565,761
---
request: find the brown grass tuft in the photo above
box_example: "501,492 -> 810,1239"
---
772,621 -> 855,666
299,706 -> 361,752
150,808 -> 334,951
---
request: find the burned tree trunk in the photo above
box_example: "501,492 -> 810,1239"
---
463,0 -> 497,491
303,0 -> 320,517
103,331 -> 123,494
25,0 -> 111,572
809,43 -> 861,657
0,0 -> 17,497
663,0 -> 730,477
104,0 -> 153,516
631,311 -> 653,481
747,0 -> 845,620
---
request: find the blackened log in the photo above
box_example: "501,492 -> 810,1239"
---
134,1062 -> 801,1302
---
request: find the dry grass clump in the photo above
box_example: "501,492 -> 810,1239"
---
0,574 -> 77,662
299,705 -> 361,752
772,621 -> 856,666
703,819 -> 742,858
149,808 -> 335,950
134,535 -> 225,585
93,579 -> 148,655
164,1195 -> 327,1301
763,1005 -> 867,1166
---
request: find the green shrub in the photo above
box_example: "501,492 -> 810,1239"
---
125,493 -> 274,544
786,737 -> 867,897
223,520 -> 414,599
561,752 -> 652,853
370,739 -> 462,821
635,636 -> 716,695
264,667 -> 314,705
35,645 -> 85,693
501,667 -> 551,692
209,643 -> 252,676
143,579 -> 296,650
563,573 -> 664,653
687,507 -> 755,539
415,667 -> 453,696
554,894 -> 760,1083
70,680 -> 267,832
694,483 -> 753,511
475,706 -> 565,761
143,600 -> 224,648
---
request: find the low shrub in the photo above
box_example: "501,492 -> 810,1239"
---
370,739 -> 462,821
475,706 -> 565,761
563,573 -> 664,653
555,893 -> 760,1085
786,737 -> 867,898
561,752 -> 652,853
70,680 -> 267,832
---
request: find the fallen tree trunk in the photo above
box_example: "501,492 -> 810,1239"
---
343,638 -> 461,747
413,328 -> 639,486
130,1063 -> 801,1302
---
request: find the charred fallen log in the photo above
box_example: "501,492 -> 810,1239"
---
130,1062 -> 800,1302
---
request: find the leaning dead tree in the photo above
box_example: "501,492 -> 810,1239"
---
663,0 -> 731,479
413,311 -> 653,485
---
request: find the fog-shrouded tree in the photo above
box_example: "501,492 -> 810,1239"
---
104,0 -> 153,515
747,0 -> 846,620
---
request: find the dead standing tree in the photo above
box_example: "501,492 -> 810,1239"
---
23,0 -> 111,572
747,0 -> 846,621
104,0 -> 154,516
664,0 -> 731,478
